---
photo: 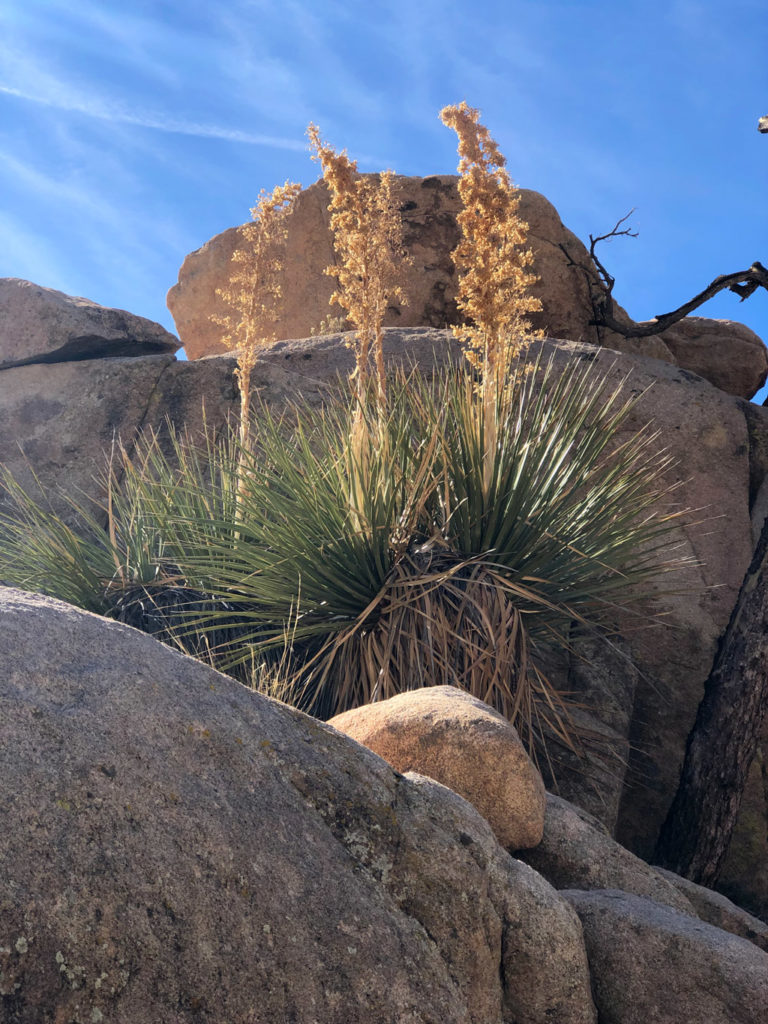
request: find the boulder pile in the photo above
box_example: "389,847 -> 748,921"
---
1,311 -> 768,919
2,588 -> 767,1022
2,175 -> 768,1016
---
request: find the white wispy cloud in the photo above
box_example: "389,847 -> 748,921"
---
0,82 -> 307,150
0,149 -> 130,232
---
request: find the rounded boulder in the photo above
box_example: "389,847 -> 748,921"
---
330,686 -> 546,849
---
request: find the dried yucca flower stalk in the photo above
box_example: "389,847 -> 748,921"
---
440,102 -> 543,494
214,181 -> 300,534
216,181 -> 301,442
439,101 -> 542,394
306,123 -> 410,413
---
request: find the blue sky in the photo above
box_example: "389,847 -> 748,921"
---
1,1 -> 766,395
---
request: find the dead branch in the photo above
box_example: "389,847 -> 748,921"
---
588,209 -> 638,283
558,212 -> 638,344
560,209 -> 768,341
591,262 -> 768,338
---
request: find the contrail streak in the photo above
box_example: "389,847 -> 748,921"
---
0,83 -> 306,151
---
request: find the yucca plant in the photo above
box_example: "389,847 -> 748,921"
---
0,357 -> 689,754
306,122 -> 409,414
143,358 -> 688,752
215,181 -> 301,449
160,374 -> 437,681
0,104 -> 693,767
0,465 -> 131,614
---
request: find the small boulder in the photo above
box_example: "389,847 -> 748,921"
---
564,889 -> 768,1024
329,685 -> 546,849
659,316 -> 768,399
518,794 -> 695,915
0,278 -> 180,369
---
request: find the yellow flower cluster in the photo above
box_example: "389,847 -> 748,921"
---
216,181 -> 301,427
307,123 -> 409,411
439,101 -> 542,392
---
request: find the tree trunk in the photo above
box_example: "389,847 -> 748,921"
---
654,511 -> 768,886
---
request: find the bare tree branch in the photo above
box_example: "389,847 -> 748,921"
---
558,211 -> 638,344
591,262 -> 768,338
586,210 -> 638,300
560,211 -> 768,341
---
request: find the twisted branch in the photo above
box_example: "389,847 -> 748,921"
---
560,210 -> 768,340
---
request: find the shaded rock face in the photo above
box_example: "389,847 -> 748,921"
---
0,329 -> 455,529
654,867 -> 768,952
545,635 -> 639,832
167,176 -> 767,398
329,686 -> 546,849
0,278 -> 180,370
0,355 -> 180,529
520,793 -> 768,952
519,794 -> 695,917
0,587 -> 597,1024
564,890 -> 768,1024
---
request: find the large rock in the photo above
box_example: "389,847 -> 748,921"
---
0,355 -> 178,528
167,177 -> 767,397
0,354 -> 245,532
544,635 -> 639,832
564,889 -> 768,1023
520,795 -> 768,951
0,278 -> 180,369
401,775 -> 596,1024
0,587 -> 597,1024
655,867 -> 768,952
329,686 -> 546,849
525,342 -> 752,870
165,177 -> 648,361
0,330 -> 457,528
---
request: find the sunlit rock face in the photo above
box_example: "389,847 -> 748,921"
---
167,176 -> 767,398
0,587 -> 597,1024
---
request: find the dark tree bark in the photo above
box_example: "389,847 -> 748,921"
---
654,512 -> 768,886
